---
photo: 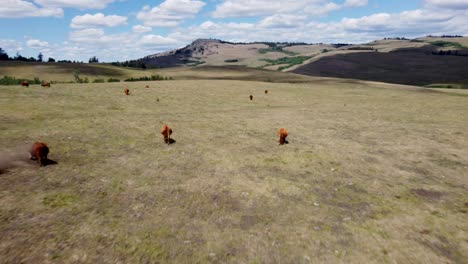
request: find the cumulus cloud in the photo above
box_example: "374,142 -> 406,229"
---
136,0 -> 206,27
340,9 -> 461,35
424,0 -> 468,10
0,0 -> 63,18
132,25 -> 152,33
34,0 -> 117,9
344,0 -> 368,7
26,39 -> 49,48
139,35 -> 179,46
70,13 -> 127,29
0,39 -> 23,54
213,0 -> 344,18
258,14 -> 306,28
69,28 -> 105,42
304,2 -> 341,16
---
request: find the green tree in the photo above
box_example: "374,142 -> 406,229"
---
88,56 -> 99,63
37,52 -> 43,62
47,57 -> 55,62
0,48 -> 9,60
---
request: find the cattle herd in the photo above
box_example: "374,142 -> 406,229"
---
20,82 -> 289,167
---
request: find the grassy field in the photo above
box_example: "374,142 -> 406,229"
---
1,70 -> 467,263
0,61 -> 152,83
0,62 -> 314,84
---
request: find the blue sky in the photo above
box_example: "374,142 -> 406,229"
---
0,0 -> 467,62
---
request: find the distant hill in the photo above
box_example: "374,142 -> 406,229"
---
292,37 -> 468,87
131,36 -> 468,87
292,47 -> 468,87
0,61 -> 152,82
135,38 -> 338,70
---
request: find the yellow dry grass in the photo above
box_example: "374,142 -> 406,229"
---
1,69 -> 467,263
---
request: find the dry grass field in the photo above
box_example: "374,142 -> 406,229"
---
0,61 -> 151,83
1,69 -> 467,263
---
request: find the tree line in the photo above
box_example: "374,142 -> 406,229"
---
0,47 -> 100,63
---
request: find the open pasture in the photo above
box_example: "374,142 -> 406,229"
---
1,75 -> 467,263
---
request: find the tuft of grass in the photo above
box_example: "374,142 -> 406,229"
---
43,193 -> 78,208
124,75 -> 171,82
0,75 -> 43,85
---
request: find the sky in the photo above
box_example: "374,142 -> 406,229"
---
0,0 -> 467,62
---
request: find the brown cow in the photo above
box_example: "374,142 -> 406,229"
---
277,128 -> 288,145
41,82 -> 51,87
161,124 -> 173,144
21,81 -> 29,87
145,85 -> 149,88
250,95 -> 253,100
124,88 -> 130,95
29,142 -> 49,166
265,90 -> 268,94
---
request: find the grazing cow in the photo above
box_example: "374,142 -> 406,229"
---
277,128 -> 288,145
250,95 -> 253,100
21,81 -> 29,87
29,142 -> 49,166
265,90 -> 268,94
41,82 -> 51,87
145,85 -> 149,88
157,98 -> 160,102
161,124 -> 173,144
124,88 -> 130,95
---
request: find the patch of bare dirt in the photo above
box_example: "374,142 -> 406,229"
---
411,188 -> 444,200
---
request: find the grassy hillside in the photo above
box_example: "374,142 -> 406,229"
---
1,72 -> 467,263
0,61 -> 152,83
292,48 -> 468,87
140,37 -> 468,73
0,61 -> 314,84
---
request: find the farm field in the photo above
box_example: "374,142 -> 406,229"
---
1,71 -> 467,263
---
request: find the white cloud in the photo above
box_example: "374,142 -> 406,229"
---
132,25 -> 152,33
136,0 -> 206,27
27,39 -> 49,48
0,0 -> 63,18
34,0 -> 116,9
70,13 -> 127,29
140,35 -> 179,46
304,2 -> 341,16
344,0 -> 368,7
258,14 -> 306,28
341,13 -> 392,32
213,0 -> 342,18
0,39 -> 23,55
424,0 -> 468,9
69,28 -> 105,42
340,9 -> 462,35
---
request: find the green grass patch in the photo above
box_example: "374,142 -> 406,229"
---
0,75 -> 43,85
261,56 -> 312,70
258,46 -> 298,55
43,193 -> 78,208
124,75 -> 172,82
430,41 -> 467,49
107,78 -> 120,82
